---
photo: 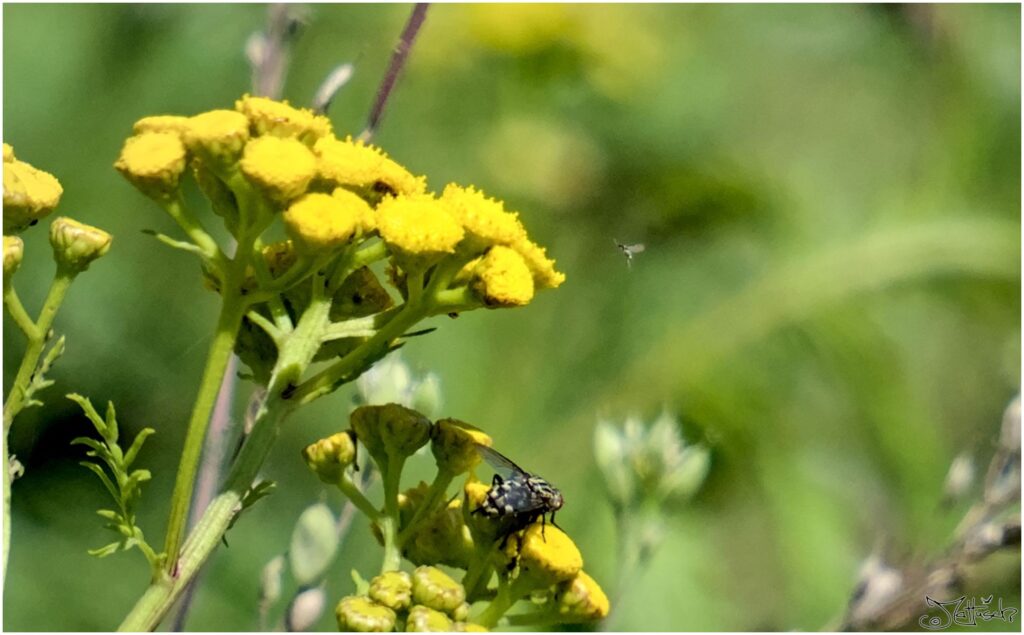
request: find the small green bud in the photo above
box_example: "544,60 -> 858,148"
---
452,602 -> 471,622
431,419 -> 492,476
48,216 -> 112,273
4,235 -> 24,280
289,503 -> 339,586
302,431 -> 357,484
335,596 -> 396,632
406,605 -> 453,632
410,566 -> 466,615
351,404 -> 431,465
368,570 -> 412,611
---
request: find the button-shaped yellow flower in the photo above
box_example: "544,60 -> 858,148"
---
185,109 -> 250,166
315,136 -> 426,199
3,143 -> 15,163
335,596 -> 396,632
114,132 -> 187,200
431,419 -> 492,475
553,571 -> 610,621
240,136 -> 317,204
471,246 -> 534,307
235,94 -> 332,145
376,194 -> 464,263
441,184 -> 526,248
411,566 -> 466,615
406,605 -> 454,632
49,217 -> 113,274
3,156 -> 64,233
302,431 -> 357,484
4,235 -> 24,279
369,570 -> 413,611
132,115 -> 190,136
512,237 -> 565,290
507,523 -> 582,588
283,191 -> 365,253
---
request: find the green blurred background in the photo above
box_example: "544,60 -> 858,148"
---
3,3 -> 1020,631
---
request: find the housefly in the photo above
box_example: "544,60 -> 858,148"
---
473,444 -> 563,543
614,239 -> 646,268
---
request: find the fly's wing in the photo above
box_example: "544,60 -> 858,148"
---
626,243 -> 646,254
476,444 -> 529,479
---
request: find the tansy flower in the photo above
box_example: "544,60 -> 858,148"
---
554,571 -> 610,621
431,418 -> 493,475
333,187 -> 376,234
335,596 -> 396,632
235,94 -> 332,145
471,245 -> 535,307
3,143 -> 15,163
314,136 -> 426,198
506,523 -> 583,588
512,236 -> 566,289
114,132 -> 187,200
302,431 -> 357,484
185,110 -> 250,165
282,191 -> 365,253
132,115 -> 190,137
368,571 -> 413,611
3,156 -> 64,233
4,235 -> 24,278
240,136 -> 317,204
406,605 -> 454,632
411,566 -> 466,614
49,216 -> 113,273
441,184 -> 526,248
376,194 -> 464,262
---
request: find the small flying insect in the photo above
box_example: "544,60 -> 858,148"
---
473,444 -> 564,545
614,239 -> 646,269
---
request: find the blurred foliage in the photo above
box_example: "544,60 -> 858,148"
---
2,3 -> 1019,631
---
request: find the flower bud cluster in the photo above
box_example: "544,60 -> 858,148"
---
336,567 -> 479,632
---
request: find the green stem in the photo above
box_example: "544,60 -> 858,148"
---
476,576 -> 522,628
380,455 -> 405,573
397,468 -> 453,546
161,197 -> 226,268
118,397 -> 289,631
338,473 -> 382,521
2,270 -> 74,577
161,289 -> 248,572
3,287 -> 38,338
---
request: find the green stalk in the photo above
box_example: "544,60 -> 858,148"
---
397,468 -> 454,546
379,455 -> 405,573
3,269 -> 74,575
161,289 -> 248,572
119,397 -> 288,631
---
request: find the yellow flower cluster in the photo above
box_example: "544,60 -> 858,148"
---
336,567 -> 480,632
115,95 -> 564,309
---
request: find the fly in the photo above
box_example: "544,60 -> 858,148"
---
473,444 -> 564,543
614,239 -> 646,268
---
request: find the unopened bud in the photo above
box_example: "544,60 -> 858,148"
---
553,571 -> 610,621
302,431 -> 357,484
368,570 -> 412,611
335,596 -> 396,632
49,217 -> 112,273
350,404 -> 431,466
4,235 -> 24,279
410,566 -> 466,615
406,605 -> 453,632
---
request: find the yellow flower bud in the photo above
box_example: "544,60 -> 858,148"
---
507,523 -> 582,588
350,404 -> 432,464
553,571 -> 610,621
3,143 -> 15,163
335,596 -> 396,632
4,235 -> 24,279
283,191 -> 366,253
441,184 -> 526,249
511,236 -> 565,290
114,132 -> 187,199
376,194 -> 464,265
431,419 -> 492,475
48,217 -> 113,273
406,605 -> 453,632
3,157 -> 64,233
240,136 -> 317,204
411,566 -> 466,615
302,431 -> 357,484
452,603 -> 470,622
368,571 -> 412,611
470,246 -> 535,307
132,115 -> 190,136
185,109 -> 250,166
314,136 -> 426,200
235,94 -> 333,145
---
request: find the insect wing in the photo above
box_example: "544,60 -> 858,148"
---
625,243 -> 646,254
476,444 -> 528,478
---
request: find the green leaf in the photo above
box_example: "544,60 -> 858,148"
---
95,509 -> 120,521
289,503 -> 339,586
67,394 -> 106,436
80,462 -> 119,502
104,401 -> 118,445
88,542 -> 122,558
123,428 -> 155,468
